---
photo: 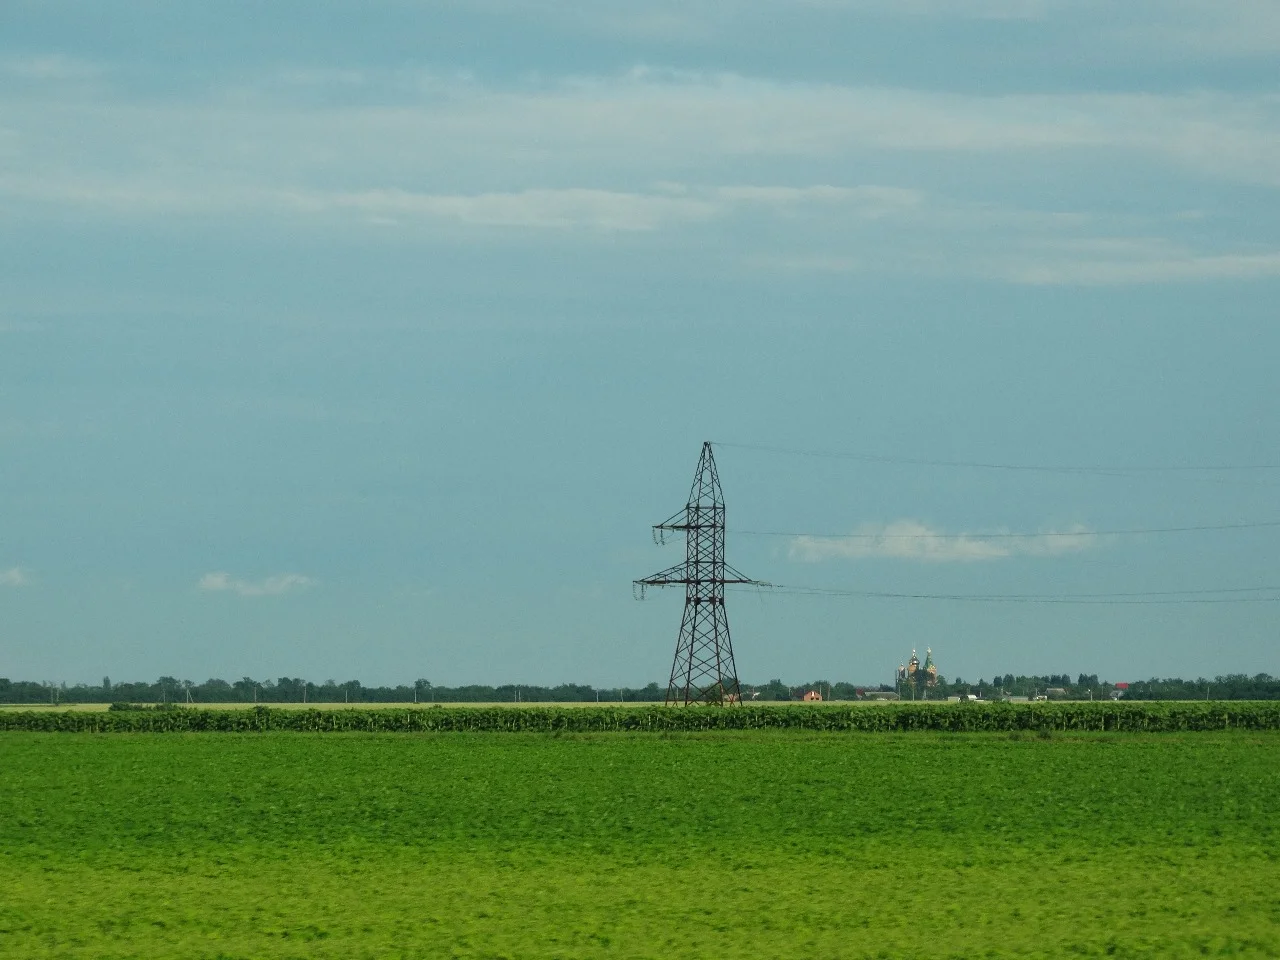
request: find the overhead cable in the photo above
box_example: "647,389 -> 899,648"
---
727,583 -> 1280,605
730,519 -> 1280,540
713,441 -> 1280,477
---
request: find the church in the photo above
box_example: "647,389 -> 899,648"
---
896,648 -> 939,696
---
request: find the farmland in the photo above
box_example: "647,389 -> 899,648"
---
2,730 -> 1278,959
3,700 -> 1280,732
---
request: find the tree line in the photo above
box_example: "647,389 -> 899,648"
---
2,673 -> 1278,704
934,673 -> 1280,701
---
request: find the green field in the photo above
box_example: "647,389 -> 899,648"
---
2,731 -> 1278,958
6,701 -> 1278,732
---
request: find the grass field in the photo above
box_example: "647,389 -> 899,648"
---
2,731 -> 1278,958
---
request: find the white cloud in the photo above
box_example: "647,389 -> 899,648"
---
325,186 -> 719,231
1,67 -> 1277,281
0,566 -> 30,587
1003,251 -> 1280,285
1105,0 -> 1280,57
766,243 -> 1280,286
826,0 -> 1050,17
715,184 -> 924,217
9,168 -> 1276,283
198,572 -> 314,596
0,55 -> 102,82
317,181 -> 921,229
4,73 -> 1279,195
789,520 -> 1096,563
465,0 -> 1053,41
0,174 -> 926,232
676,0 -> 1280,57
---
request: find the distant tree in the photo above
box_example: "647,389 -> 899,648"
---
7,670 -> 1276,704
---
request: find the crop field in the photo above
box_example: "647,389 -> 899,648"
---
0,702 -> 635,712
4,701 -> 1280,732
0,700 -> 986,714
2,731 -> 1278,959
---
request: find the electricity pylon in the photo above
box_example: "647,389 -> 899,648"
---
635,442 -> 766,705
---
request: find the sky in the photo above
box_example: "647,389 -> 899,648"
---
2,1 -> 1279,688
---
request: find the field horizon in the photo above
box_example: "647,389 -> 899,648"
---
0,699 -> 1112,712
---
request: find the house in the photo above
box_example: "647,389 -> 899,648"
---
802,690 -> 823,702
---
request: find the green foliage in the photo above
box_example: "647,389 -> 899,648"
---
1,730 -> 1278,958
4,700 -> 1280,733
0,675 -> 671,704
1123,673 -> 1280,700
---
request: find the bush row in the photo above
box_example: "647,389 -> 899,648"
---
3,701 -> 1280,733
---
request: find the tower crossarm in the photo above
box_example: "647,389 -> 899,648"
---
651,507 -> 724,543
653,507 -> 691,532
652,509 -> 690,545
723,562 -> 769,586
634,561 -> 692,590
633,561 -> 694,600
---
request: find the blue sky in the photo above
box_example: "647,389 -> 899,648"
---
2,1 -> 1278,688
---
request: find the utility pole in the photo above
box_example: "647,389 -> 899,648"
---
635,442 -> 767,705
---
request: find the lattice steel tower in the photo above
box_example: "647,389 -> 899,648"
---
635,442 -> 764,705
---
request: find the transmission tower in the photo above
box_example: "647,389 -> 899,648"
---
635,442 -> 766,705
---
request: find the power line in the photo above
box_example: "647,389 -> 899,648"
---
730,519 -> 1280,541
728,583 -> 1280,605
713,441 -> 1280,477
678,443 -> 1280,606
801,584 -> 1279,598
